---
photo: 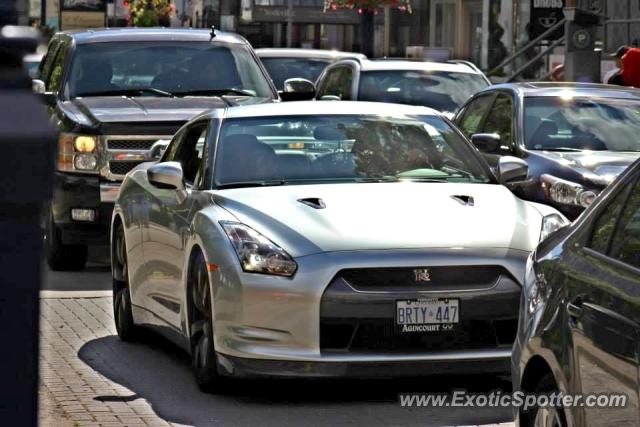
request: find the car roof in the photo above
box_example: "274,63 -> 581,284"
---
353,59 -> 481,74
62,27 -> 247,45
255,48 -> 366,60
484,82 -> 640,100
216,101 -> 439,119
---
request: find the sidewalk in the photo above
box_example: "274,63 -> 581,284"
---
40,296 -> 174,427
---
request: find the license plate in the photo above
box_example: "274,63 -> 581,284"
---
396,298 -> 459,333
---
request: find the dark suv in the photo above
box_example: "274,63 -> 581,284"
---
35,28 -> 278,270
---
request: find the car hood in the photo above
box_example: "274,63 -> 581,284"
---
60,96 -> 273,127
532,150 -> 640,184
212,182 -> 546,258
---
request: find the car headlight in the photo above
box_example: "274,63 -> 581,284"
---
58,133 -> 99,173
541,174 -> 598,208
220,221 -> 297,277
540,213 -> 569,242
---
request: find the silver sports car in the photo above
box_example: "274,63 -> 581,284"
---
111,101 -> 567,390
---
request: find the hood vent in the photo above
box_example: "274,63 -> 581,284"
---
298,198 -> 326,209
451,195 -> 475,206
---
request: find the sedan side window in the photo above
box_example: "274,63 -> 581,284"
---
164,123 -> 209,186
608,181 -> 640,269
482,94 -> 515,152
456,95 -> 494,138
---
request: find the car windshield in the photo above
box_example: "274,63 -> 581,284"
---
358,70 -> 488,115
213,114 -> 492,188
261,57 -> 331,90
524,96 -> 640,152
68,41 -> 274,98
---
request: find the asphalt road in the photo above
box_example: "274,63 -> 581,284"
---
41,249 -> 516,427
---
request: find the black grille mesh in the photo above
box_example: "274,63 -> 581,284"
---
107,139 -> 158,150
109,161 -> 143,176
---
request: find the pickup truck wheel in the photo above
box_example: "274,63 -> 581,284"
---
44,212 -> 88,271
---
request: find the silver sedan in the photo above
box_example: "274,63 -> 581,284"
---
111,101 -> 567,391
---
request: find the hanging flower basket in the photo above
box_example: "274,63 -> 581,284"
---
124,0 -> 176,27
324,0 -> 412,14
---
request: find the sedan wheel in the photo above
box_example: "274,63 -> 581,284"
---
112,223 -> 137,341
189,251 -> 222,391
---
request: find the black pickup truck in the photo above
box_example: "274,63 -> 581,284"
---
34,28 -> 278,270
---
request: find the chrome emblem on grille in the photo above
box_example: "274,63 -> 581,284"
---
413,268 -> 432,282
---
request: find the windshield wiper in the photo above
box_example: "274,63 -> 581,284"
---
175,88 -> 256,97
216,180 -> 287,190
76,87 -> 175,98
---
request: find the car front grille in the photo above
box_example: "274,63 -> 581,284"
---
339,266 -> 506,292
319,267 -> 520,354
106,139 -> 160,150
108,161 -> 143,176
102,135 -> 171,180
320,318 -> 505,352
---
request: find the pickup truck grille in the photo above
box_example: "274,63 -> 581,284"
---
109,161 -> 144,176
102,135 -> 171,181
106,139 -> 160,150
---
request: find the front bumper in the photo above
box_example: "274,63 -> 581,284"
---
51,172 -> 119,245
211,247 -> 528,375
217,350 -> 511,378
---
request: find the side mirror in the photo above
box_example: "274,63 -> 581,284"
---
147,161 -> 185,190
497,156 -> 528,184
280,78 -> 316,101
32,79 -> 45,94
471,133 -> 501,153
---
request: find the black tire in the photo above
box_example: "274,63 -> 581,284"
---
112,222 -> 138,342
45,211 -> 88,271
189,250 -> 223,392
521,373 -> 567,427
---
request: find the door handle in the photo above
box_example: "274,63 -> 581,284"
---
567,302 -> 583,319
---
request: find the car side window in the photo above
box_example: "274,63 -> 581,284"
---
39,39 -> 61,86
319,66 -> 352,100
456,94 -> 494,138
607,180 -> 640,269
47,42 -> 71,93
589,176 -> 637,254
482,93 -> 515,151
165,123 -> 209,186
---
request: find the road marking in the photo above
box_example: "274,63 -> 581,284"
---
39,290 -> 112,299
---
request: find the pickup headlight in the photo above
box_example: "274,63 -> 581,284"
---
541,174 -> 598,208
540,213 -> 569,242
58,133 -> 99,173
220,221 -> 297,277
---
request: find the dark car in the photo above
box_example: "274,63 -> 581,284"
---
315,58 -> 490,117
513,158 -> 640,427
34,28 -> 278,271
454,83 -> 640,219
256,48 -> 365,92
